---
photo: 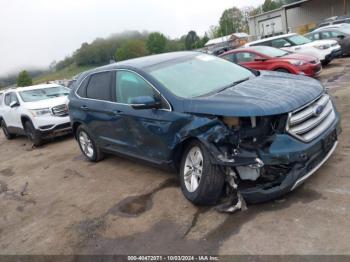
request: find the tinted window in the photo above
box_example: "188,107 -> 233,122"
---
235,52 -> 256,63
86,72 -> 112,101
146,54 -> 254,98
0,94 -> 3,106
251,41 -> 271,47
4,93 -> 11,106
306,33 -> 320,40
116,71 -> 155,104
271,38 -> 291,48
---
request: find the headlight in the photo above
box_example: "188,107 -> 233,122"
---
314,44 -> 330,50
29,108 -> 51,117
289,60 -> 305,66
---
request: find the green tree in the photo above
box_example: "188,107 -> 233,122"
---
16,70 -> 32,87
115,40 -> 148,61
146,32 -> 167,54
185,31 -> 200,50
262,0 -> 283,12
219,7 -> 245,35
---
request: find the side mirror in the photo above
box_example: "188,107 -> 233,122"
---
130,96 -> 160,110
9,101 -> 19,108
254,56 -> 267,62
337,35 -> 345,39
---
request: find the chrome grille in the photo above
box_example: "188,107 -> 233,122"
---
51,104 -> 68,117
287,94 -> 336,142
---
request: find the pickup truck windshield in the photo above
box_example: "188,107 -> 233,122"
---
19,86 -> 70,102
146,54 -> 254,98
287,35 -> 311,45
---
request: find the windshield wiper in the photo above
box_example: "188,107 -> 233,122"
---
216,77 -> 250,93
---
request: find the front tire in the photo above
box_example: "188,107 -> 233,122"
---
180,140 -> 225,205
1,120 -> 15,140
76,125 -> 104,162
24,121 -> 43,147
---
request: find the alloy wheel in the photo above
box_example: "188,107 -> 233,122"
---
79,131 -> 94,158
183,146 -> 203,192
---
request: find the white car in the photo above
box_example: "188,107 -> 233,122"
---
245,33 -> 342,65
0,84 -> 71,146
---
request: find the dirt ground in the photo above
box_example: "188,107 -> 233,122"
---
1,58 -> 350,255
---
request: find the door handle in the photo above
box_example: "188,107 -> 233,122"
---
80,105 -> 89,111
112,110 -> 123,115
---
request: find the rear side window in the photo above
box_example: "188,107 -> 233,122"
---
0,94 -> 3,106
76,76 -> 90,98
321,31 -> 332,39
4,93 -> 11,106
251,41 -> 271,47
86,72 -> 112,101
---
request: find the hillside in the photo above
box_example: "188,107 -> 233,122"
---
33,64 -> 96,84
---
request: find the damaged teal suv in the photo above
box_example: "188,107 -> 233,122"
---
68,52 -> 341,208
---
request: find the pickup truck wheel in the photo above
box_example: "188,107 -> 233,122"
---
180,140 -> 225,205
1,120 -> 15,140
77,125 -> 104,162
24,121 -> 43,147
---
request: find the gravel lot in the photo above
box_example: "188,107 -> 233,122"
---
1,58 -> 350,255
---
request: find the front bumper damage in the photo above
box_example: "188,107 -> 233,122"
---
205,111 -> 341,210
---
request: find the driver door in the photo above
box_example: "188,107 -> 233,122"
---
114,70 -> 175,164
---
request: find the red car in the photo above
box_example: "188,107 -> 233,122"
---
220,46 -> 322,77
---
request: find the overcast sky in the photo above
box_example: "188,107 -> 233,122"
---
0,0 -> 264,76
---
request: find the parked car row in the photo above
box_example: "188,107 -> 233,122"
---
0,51 -> 341,209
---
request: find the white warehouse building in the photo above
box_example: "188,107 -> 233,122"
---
248,0 -> 350,39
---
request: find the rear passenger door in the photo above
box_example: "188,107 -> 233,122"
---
3,92 -> 21,129
76,71 -> 130,151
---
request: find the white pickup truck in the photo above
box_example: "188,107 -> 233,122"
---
0,84 -> 71,146
245,33 -> 342,65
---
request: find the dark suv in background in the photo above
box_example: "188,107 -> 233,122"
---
69,52 -> 341,206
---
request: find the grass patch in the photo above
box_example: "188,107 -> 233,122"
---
33,64 -> 96,84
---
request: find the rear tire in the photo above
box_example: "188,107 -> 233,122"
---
322,60 -> 330,66
24,121 -> 43,147
1,120 -> 15,140
180,140 -> 225,205
76,125 -> 104,162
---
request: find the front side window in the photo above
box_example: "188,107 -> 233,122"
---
235,52 -> 257,63
10,93 -> 19,104
20,86 -> 69,102
287,35 -> 311,45
116,71 -> 155,104
146,54 -> 254,98
271,38 -> 291,48
221,53 -> 235,63
86,72 -> 112,101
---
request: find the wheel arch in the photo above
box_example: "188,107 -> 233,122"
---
20,115 -> 33,129
172,137 -> 201,171
72,121 -> 83,139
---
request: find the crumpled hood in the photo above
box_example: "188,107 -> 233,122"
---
183,71 -> 324,117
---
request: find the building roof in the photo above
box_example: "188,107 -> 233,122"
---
249,0 -> 311,19
204,33 -> 249,46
